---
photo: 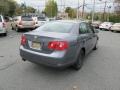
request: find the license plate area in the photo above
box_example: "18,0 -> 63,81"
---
31,42 -> 41,50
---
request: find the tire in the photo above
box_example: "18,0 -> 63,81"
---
15,26 -> 20,32
73,49 -> 85,70
11,26 -> 14,30
22,58 -> 26,61
93,40 -> 98,50
111,30 -> 113,32
3,33 -> 7,36
11,24 -> 14,30
113,30 -> 117,33
93,44 -> 97,50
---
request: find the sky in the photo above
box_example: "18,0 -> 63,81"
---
15,0 -> 114,12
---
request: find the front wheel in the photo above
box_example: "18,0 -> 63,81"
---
73,49 -> 85,70
15,26 -> 20,32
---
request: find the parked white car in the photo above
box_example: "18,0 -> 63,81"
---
11,16 -> 36,32
99,22 -> 113,30
110,23 -> 120,32
35,17 -> 48,27
0,15 -> 7,36
92,21 -> 102,29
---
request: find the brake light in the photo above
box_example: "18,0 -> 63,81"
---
48,41 -> 68,51
21,34 -> 26,45
2,22 -> 6,28
19,21 -> 22,25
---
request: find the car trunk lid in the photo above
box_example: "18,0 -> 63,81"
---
23,31 -> 70,54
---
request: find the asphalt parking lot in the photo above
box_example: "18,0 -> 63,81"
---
0,30 -> 120,90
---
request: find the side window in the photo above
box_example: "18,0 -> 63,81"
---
79,23 -> 88,34
87,23 -> 94,33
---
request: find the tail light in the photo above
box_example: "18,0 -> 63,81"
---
48,41 -> 68,51
19,21 -> 22,25
21,34 -> 27,45
2,22 -> 6,28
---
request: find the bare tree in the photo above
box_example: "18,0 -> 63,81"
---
114,0 -> 120,14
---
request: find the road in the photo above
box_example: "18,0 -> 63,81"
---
0,30 -> 120,90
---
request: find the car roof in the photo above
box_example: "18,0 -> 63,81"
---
56,20 -> 85,24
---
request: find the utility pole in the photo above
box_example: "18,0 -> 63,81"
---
107,6 -> 111,22
103,1 -> 107,21
81,0 -> 85,18
61,0 -> 62,12
77,0 -> 79,19
92,0 -> 95,22
23,1 -> 26,16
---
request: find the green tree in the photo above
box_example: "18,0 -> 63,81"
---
44,0 -> 58,17
114,0 -> 120,15
0,0 -> 17,16
65,7 -> 76,18
8,0 -> 17,16
0,0 -> 9,15
15,4 -> 36,16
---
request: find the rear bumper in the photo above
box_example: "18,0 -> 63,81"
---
17,25 -> 36,30
111,28 -> 120,31
99,26 -> 110,30
20,46 -> 74,68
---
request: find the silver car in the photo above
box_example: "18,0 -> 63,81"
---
110,23 -> 120,32
36,17 -> 47,27
20,20 -> 99,70
11,16 -> 36,32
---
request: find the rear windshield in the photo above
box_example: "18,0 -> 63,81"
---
37,22 -> 75,33
103,22 -> 112,24
38,17 -> 46,21
21,16 -> 33,21
114,23 -> 120,26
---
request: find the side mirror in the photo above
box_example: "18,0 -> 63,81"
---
94,29 -> 99,33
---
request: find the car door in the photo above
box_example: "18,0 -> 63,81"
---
86,23 -> 97,50
0,16 -> 3,30
78,22 -> 93,54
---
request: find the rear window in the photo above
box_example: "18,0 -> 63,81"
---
103,22 -> 112,24
38,17 -> 46,21
21,16 -> 33,21
114,23 -> 120,26
37,22 -> 75,33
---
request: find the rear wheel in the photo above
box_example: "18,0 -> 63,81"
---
73,49 -> 85,70
3,33 -> 7,36
22,58 -> 26,61
4,33 -> 7,36
11,24 -> 14,30
93,42 -> 98,50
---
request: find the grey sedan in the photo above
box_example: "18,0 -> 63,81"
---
20,20 -> 99,70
